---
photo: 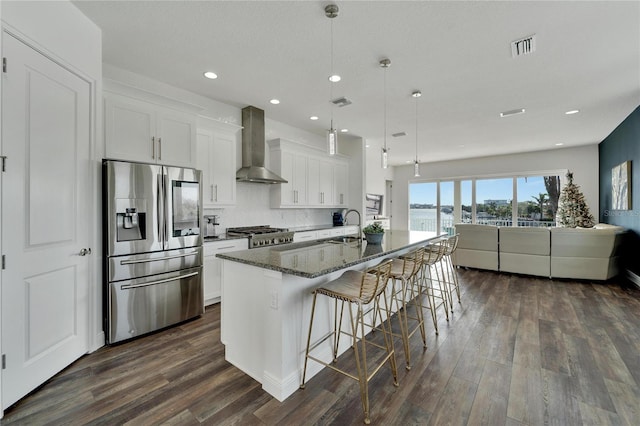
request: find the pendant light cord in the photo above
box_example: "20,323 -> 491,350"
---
383,65 -> 387,152
415,94 -> 418,162
330,17 -> 334,129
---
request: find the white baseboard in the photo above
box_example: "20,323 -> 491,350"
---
626,269 -> 640,288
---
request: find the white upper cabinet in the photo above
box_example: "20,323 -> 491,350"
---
308,157 -> 334,207
196,119 -> 241,207
272,147 -> 308,207
333,162 -> 349,207
269,138 -> 349,209
104,91 -> 196,168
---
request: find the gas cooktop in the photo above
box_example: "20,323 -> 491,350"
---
226,226 -> 294,248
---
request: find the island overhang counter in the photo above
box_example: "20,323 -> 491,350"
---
217,230 -> 442,401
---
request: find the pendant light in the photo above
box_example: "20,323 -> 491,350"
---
326,4 -> 339,156
380,58 -> 391,168
412,90 -> 421,177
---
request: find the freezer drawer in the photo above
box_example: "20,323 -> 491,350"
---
107,266 -> 203,344
108,247 -> 202,282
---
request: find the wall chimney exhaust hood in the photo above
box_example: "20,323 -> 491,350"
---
236,106 -> 288,184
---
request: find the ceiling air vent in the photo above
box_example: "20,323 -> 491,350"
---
392,132 -> 407,137
331,97 -> 352,107
511,34 -> 536,57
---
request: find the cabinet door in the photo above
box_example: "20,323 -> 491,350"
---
319,160 -> 334,206
307,157 -> 321,206
203,255 -> 222,304
210,133 -> 236,206
333,162 -> 348,207
279,151 -> 307,206
196,131 -> 214,204
156,108 -> 196,167
293,153 -> 308,205
104,94 -> 155,163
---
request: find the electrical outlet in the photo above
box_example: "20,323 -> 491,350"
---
270,291 -> 278,310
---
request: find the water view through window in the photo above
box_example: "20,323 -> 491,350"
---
410,174 -> 561,232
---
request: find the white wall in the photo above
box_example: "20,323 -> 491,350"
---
391,145 -> 599,230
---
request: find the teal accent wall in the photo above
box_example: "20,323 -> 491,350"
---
599,105 -> 640,274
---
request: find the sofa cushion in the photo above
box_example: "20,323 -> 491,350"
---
454,224 -> 498,251
550,228 -> 622,258
499,227 -> 550,256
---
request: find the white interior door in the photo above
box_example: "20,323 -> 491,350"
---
1,33 -> 91,408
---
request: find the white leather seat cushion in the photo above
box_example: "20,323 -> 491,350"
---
455,224 -> 498,251
453,248 -> 499,271
551,228 -> 621,258
499,227 -> 550,256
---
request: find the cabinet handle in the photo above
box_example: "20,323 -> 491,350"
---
158,137 -> 162,160
210,184 -> 214,202
215,184 -> 218,202
152,136 -> 155,159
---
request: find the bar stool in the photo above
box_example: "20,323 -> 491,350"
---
420,239 -> 449,334
389,247 -> 427,370
442,234 -> 461,311
300,260 -> 398,425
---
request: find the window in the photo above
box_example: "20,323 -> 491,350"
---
476,178 -> 513,226
440,181 -> 454,233
516,175 -> 560,227
410,172 -> 563,232
409,182 -> 437,231
461,180 -> 472,223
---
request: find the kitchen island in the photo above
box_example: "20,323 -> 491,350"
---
217,230 -> 442,401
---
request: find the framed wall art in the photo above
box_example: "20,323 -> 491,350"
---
612,160 -> 631,210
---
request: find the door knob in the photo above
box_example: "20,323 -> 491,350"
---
79,248 -> 92,256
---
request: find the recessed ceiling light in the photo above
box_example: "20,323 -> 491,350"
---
499,108 -> 525,118
405,160 -> 412,164
365,144 -> 370,148
328,74 -> 341,82
309,116 -> 319,120
270,99 -> 280,105
555,142 -> 564,146
340,128 -> 348,133
203,71 -> 218,79
565,109 -> 580,115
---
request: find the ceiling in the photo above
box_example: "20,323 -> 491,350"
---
72,0 -> 640,166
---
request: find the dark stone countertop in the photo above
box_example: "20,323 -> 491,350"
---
216,230 -> 443,278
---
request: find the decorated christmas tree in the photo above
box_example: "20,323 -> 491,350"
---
555,171 -> 595,228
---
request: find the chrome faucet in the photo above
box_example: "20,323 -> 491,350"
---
344,209 -> 362,239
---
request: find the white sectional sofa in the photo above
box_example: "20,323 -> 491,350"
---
453,223 -> 626,280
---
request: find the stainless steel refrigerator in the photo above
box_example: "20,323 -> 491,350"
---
103,160 -> 203,344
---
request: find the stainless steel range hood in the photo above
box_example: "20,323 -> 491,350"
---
236,106 -> 287,184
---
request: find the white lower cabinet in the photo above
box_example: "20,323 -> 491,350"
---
293,230 -> 318,243
203,239 -> 248,305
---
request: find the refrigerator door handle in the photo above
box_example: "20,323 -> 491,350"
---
163,173 -> 170,247
119,250 -> 199,265
120,271 -> 199,290
157,172 -> 166,248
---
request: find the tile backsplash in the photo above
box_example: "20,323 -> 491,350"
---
203,182 -> 337,233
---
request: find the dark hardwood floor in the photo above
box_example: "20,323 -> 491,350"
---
3,269 -> 640,425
